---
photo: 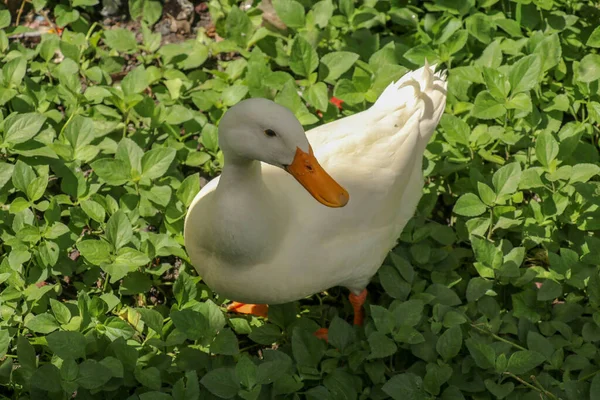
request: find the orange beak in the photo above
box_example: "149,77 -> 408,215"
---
285,146 -> 349,208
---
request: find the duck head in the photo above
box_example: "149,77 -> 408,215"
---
217,98 -> 349,208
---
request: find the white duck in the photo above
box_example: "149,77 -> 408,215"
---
184,64 -> 447,334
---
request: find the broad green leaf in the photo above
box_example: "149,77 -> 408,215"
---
25,313 -> 59,334
319,51 -> 359,83
289,36 -> 318,77
367,331 -> 397,359
509,54 -> 542,94
141,147 -> 177,180
454,193 -> 487,216
472,91 -> 506,119
46,331 -> 87,360
292,327 -> 325,367
273,0 -> 306,28
440,114 -> 470,145
106,210 -> 133,250
436,326 -> 463,361
492,162 -> 522,198
3,112 -> 46,145
122,66 -> 148,96
506,351 -> 545,374
313,0 -> 334,28
78,239 -> 112,265
382,373 -> 427,400
104,28 -> 137,52
587,26 -> 600,48
578,54 -> 600,83
225,7 -> 253,47
77,360 -> 113,389
200,367 -> 240,399
536,132 -> 559,169
91,159 -> 131,185
305,82 -> 328,111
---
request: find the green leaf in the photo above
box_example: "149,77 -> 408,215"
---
570,163 -> 600,183
25,313 -> 59,334
220,86 -> 248,108
333,79 -> 364,105
305,82 -> 329,111
106,210 -> 133,250
465,338 -> 495,369
319,51 -> 359,83
0,331 -> 9,360
587,26 -> 600,48
122,66 -> 148,96
392,299 -> 424,327
472,91 -> 506,119
483,67 -> 509,100
77,359 -> 113,389
492,162 -> 522,198
0,162 -> 14,190
454,193 -> 487,217
3,112 -> 46,145
135,366 -> 162,390
436,326 -> 463,361
579,54 -> 600,83
92,158 -> 131,185
367,331 -> 397,359
440,114 -> 470,145
313,0 -> 334,28
484,379 -> 514,399
225,7 -> 253,48
506,350 -> 545,374
81,200 -> 106,223
272,0 -> 306,28
141,147 -> 177,180
136,308 -> 164,335
104,28 -> 138,52
292,327 -> 325,367
533,34 -> 561,72
382,373 -> 427,400
49,299 -> 71,325
537,279 -> 562,301
78,239 -> 112,265
536,132 -> 559,168
211,328 -> 239,356
509,54 -> 542,94
466,13 -> 495,44
200,367 -> 240,399
0,10 -> 11,29
289,36 -> 319,77
46,331 -> 87,360
31,364 -> 62,393
171,309 -> 207,341
328,316 -> 355,351
338,0 -> 354,17
18,336 -> 36,370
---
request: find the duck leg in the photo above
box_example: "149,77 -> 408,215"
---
314,289 -> 368,341
227,302 -> 269,318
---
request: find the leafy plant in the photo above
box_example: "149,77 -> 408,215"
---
0,0 -> 599,399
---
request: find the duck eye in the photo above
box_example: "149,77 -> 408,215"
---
264,129 -> 277,137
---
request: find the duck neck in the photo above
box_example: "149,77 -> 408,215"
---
212,156 -> 284,265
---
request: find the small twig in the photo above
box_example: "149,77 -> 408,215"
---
577,369 -> 600,383
504,372 -> 557,400
530,375 -> 558,400
470,323 -> 527,351
15,0 -> 27,27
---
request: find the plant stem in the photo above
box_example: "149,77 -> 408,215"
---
470,323 -> 527,351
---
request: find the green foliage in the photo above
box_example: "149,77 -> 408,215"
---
0,0 -> 599,399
